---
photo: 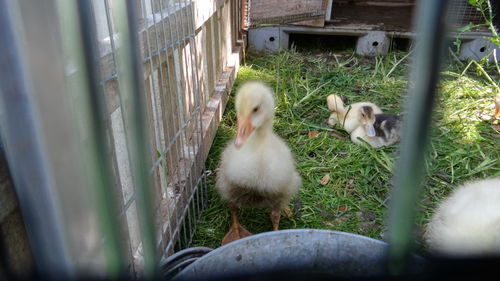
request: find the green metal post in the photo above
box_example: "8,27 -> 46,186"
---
386,0 -> 450,274
111,0 -> 158,278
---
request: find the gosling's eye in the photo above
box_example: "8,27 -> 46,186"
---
253,106 -> 260,113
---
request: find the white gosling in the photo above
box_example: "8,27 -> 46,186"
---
217,81 -> 301,245
424,177 -> 500,256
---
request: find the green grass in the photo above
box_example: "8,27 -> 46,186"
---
191,47 -> 500,251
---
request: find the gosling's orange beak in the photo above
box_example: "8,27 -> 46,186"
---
234,116 -> 253,148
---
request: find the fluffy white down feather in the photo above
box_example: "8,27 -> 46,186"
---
424,177 -> 500,256
216,81 -> 301,208
218,132 -> 301,206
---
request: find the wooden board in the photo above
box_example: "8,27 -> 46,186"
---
328,1 -> 415,32
249,0 -> 329,27
328,0 -> 498,32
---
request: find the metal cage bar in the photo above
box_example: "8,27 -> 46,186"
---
0,1 -> 72,278
73,0 -> 127,275
386,0 -> 451,274
109,0 -> 158,277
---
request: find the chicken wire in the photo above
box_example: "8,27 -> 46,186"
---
448,0 -> 499,28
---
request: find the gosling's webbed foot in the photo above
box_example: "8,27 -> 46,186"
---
221,204 -> 253,245
221,223 -> 252,245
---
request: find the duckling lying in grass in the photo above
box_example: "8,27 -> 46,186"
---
217,81 -> 302,245
327,94 -> 382,134
352,113 -> 402,148
326,94 -> 401,147
424,177 -> 500,256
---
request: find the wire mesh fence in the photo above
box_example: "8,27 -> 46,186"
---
97,0 -> 208,266
448,0 -> 500,28
87,0 -> 245,274
0,0 -> 244,277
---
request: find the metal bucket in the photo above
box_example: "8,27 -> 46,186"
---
160,247 -> 213,280
173,229 -> 423,280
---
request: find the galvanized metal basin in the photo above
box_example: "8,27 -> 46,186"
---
174,229 -> 421,280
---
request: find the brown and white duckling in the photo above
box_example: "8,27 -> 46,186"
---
351,113 -> 402,148
424,177 -> 500,256
327,94 -> 383,135
217,81 -> 302,245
